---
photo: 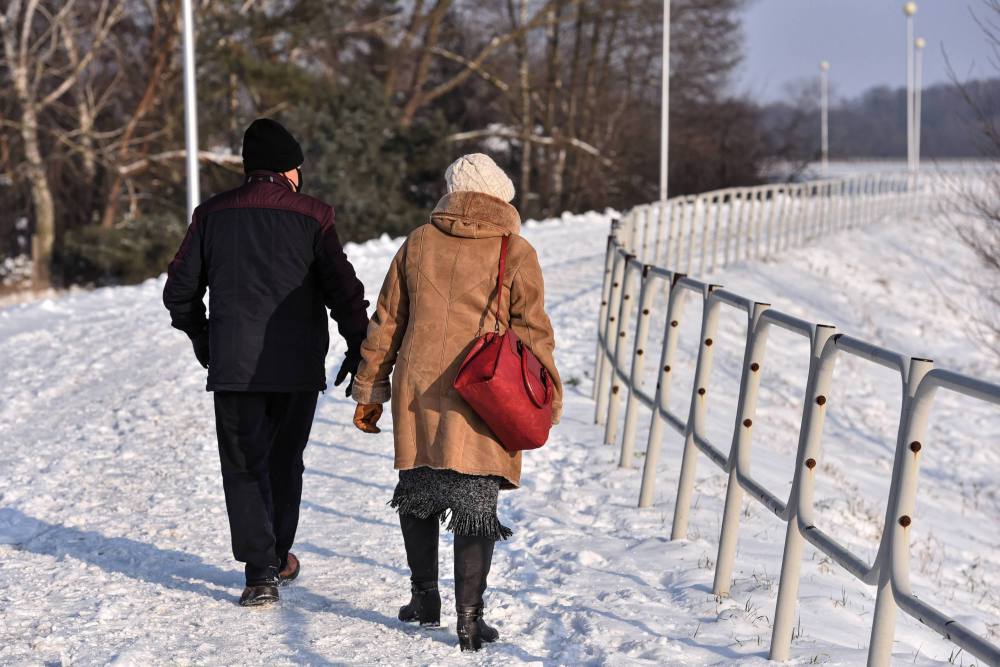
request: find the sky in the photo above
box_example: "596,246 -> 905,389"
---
736,0 -> 997,102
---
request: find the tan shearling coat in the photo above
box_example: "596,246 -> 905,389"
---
351,191 -> 562,489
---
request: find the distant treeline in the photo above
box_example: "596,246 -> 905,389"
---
1,0 -> 764,289
1,0 -> 995,290
760,77 -> 1000,161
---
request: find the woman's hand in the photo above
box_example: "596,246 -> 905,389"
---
353,403 -> 383,433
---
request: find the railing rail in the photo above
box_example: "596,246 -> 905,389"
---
591,172 -> 1000,665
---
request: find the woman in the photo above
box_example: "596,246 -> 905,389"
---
350,153 -> 562,652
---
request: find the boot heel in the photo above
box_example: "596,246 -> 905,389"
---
456,606 -> 484,651
418,602 -> 441,627
458,632 -> 482,652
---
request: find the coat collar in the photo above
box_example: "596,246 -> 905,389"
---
246,170 -> 296,192
430,191 -> 521,239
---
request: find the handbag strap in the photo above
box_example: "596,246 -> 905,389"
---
493,234 -> 510,333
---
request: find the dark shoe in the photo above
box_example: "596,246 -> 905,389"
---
456,605 -> 500,651
239,584 -> 279,607
278,553 -> 300,585
398,581 -> 441,626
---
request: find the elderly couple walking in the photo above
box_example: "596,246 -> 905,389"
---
162,119 -> 562,651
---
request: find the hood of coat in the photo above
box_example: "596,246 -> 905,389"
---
430,191 -> 521,239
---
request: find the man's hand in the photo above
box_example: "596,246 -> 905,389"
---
189,329 -> 210,369
353,403 -> 383,433
334,349 -> 362,397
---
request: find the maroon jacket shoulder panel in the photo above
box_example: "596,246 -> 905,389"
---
195,178 -> 334,227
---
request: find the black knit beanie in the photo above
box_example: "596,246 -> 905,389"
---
241,118 -> 304,174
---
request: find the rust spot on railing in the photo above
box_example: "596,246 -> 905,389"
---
899,515 -> 911,528
671,320 -> 678,327
816,395 -> 827,406
697,387 -> 706,396
705,338 -> 713,346
805,458 -> 816,469
750,362 -> 760,372
664,365 -> 671,372
611,386 -> 620,395
743,419 -> 752,428
909,441 -> 921,453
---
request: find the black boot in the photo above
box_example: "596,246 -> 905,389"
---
398,581 -> 442,626
454,534 -> 500,651
398,514 -> 441,626
240,564 -> 279,607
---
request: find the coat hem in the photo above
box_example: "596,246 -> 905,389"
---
389,493 -> 513,541
207,381 -> 326,392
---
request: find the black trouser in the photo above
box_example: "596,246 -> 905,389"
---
213,390 -> 318,583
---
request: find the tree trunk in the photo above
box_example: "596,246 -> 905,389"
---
20,105 -> 56,288
513,0 -> 532,216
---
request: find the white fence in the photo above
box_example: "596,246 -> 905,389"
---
592,173 -> 1000,665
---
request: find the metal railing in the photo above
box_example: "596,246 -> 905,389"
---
591,172 -> 1000,665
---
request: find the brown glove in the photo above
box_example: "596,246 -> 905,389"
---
353,403 -> 383,434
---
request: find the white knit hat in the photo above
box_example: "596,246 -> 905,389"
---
444,153 -> 516,203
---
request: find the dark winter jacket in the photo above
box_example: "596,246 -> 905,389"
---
163,171 -> 369,392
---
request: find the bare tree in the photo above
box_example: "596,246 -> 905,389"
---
0,0 -> 125,286
98,0 -> 181,229
944,0 -> 1000,354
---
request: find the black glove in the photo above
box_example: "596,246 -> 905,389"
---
334,348 -> 362,398
189,328 -> 210,369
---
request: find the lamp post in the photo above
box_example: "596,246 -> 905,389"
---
820,61 -> 830,176
660,0 -> 670,201
904,2 -> 917,173
181,0 -> 200,221
914,37 -> 925,172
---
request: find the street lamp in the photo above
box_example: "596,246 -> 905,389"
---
820,61 -> 830,176
660,0 -> 670,201
914,37 -> 925,172
181,0 -> 200,221
904,2 -> 917,173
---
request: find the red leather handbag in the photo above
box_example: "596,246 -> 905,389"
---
453,235 -> 554,452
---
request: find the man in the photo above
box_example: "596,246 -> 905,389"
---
163,118 -> 369,606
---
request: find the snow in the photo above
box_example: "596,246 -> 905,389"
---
0,203 -> 997,665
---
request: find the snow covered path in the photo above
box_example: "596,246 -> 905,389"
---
1,211 -> 997,665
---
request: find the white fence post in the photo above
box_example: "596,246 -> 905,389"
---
603,257 -> 640,444
670,283 -> 721,540
619,265 -> 658,466
769,324 -> 838,660
595,248 -> 627,424
593,233 -> 617,400
867,356 -> 935,666
713,300 -> 770,596
638,273 -> 686,507
653,201 -> 666,266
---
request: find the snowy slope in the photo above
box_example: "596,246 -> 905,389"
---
0,208 -> 997,666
